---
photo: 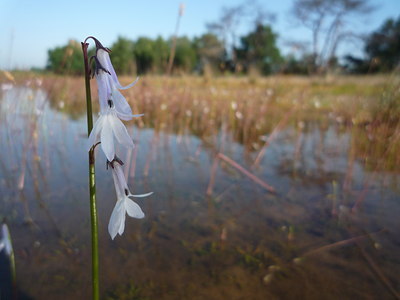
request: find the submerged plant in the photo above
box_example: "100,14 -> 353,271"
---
82,36 -> 152,300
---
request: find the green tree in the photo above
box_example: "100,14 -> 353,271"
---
133,37 -> 156,74
47,40 -> 83,75
365,16 -> 400,72
153,36 -> 170,74
193,33 -> 225,73
343,55 -> 370,73
282,54 -> 311,74
110,37 -> 135,74
235,24 -> 282,74
172,37 -> 197,73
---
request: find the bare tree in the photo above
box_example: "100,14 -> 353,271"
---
290,0 -> 374,73
206,4 -> 244,60
206,0 -> 275,69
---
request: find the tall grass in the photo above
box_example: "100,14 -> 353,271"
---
2,73 -> 399,174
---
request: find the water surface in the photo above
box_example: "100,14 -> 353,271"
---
0,83 -> 399,299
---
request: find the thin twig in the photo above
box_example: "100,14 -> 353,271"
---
301,229 -> 387,257
252,109 -> 294,168
218,153 -> 276,193
206,156 -> 220,196
356,242 -> 400,299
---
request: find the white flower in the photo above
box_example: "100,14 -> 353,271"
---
107,160 -> 152,239
95,70 -> 140,120
88,105 -> 139,161
96,48 -> 138,89
0,224 -> 13,256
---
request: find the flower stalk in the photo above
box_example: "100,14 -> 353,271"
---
81,40 -> 99,300
81,36 -> 152,299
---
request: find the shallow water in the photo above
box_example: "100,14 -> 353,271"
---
0,85 -> 399,299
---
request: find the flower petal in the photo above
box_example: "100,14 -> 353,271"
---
111,86 -> 132,116
100,116 -> 115,161
87,116 -> 104,151
111,165 -> 124,199
124,198 -> 145,219
97,49 -> 139,90
95,72 -> 111,112
2,224 -> 12,256
110,116 -> 134,148
0,224 -> 13,256
117,76 -> 139,90
130,192 -> 153,198
113,163 -> 130,194
108,199 -> 125,240
117,112 -> 144,121
118,213 -> 126,236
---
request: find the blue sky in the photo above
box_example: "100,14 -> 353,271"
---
0,0 -> 399,69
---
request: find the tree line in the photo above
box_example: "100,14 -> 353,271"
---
46,0 -> 400,76
47,26 -> 281,76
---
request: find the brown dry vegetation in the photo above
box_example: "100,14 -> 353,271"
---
2,72 -> 399,172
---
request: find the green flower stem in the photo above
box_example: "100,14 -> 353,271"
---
81,41 -> 99,300
7,229 -> 17,300
10,250 -> 16,299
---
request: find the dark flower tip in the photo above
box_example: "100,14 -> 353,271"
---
84,36 -> 111,53
106,156 -> 124,169
92,56 -> 111,76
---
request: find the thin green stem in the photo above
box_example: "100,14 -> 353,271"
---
81,41 -> 99,300
10,250 -> 16,300
6,227 -> 17,300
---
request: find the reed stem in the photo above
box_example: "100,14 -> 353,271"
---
81,41 -> 99,300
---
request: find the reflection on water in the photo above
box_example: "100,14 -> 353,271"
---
0,84 -> 399,299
